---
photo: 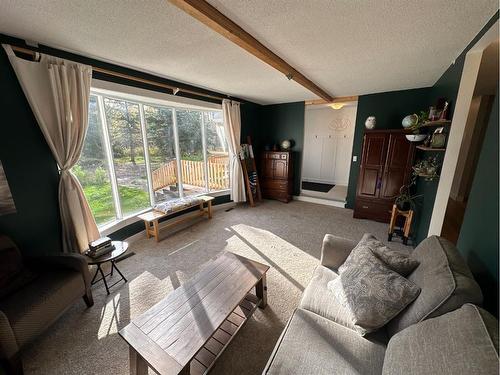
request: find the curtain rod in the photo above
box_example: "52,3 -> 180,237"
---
9,45 -> 232,102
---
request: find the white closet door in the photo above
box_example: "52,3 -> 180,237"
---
303,134 -> 322,180
333,134 -> 352,185
320,135 -> 336,182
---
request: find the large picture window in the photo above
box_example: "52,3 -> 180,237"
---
74,90 -> 229,226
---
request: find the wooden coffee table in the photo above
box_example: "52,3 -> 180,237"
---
119,252 -> 269,375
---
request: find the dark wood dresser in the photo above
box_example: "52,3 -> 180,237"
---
354,130 -> 415,222
260,151 -> 293,203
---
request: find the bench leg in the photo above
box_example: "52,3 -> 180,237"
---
144,221 -> 150,239
153,220 -> 160,242
207,200 -> 212,219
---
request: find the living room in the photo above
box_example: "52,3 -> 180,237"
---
0,1 -> 498,375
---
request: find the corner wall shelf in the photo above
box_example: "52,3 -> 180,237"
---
416,145 -> 446,152
420,120 -> 451,128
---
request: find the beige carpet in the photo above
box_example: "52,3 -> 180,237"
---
22,200 -> 408,375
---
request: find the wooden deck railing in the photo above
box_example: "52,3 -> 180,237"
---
152,156 -> 229,191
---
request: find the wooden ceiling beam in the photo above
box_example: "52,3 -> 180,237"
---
304,96 -> 358,106
167,0 -> 334,102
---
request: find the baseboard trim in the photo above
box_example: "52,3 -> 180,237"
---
293,195 -> 346,208
123,201 -> 237,245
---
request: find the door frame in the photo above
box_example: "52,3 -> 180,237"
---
300,102 -> 358,192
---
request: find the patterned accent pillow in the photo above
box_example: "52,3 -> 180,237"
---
328,249 -> 421,336
339,233 -> 419,276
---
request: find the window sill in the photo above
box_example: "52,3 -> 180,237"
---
98,189 -> 230,237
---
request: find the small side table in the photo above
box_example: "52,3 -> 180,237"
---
86,241 -> 129,295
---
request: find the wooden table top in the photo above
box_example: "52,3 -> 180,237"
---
119,252 -> 269,375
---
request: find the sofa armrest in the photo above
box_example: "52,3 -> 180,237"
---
320,234 -> 358,271
0,310 -> 18,360
26,254 -> 91,289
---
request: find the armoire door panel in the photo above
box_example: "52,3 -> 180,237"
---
380,134 -> 414,200
359,168 -> 380,196
364,135 -> 387,166
357,133 -> 388,199
382,170 -> 405,198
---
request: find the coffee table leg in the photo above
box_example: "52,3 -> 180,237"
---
256,273 -> 267,308
179,364 -> 190,375
129,347 -> 148,375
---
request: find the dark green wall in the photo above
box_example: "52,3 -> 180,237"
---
0,48 -> 63,255
240,102 -> 264,146
263,103 -> 305,196
457,86 -> 498,316
241,101 -> 305,196
345,88 -> 431,208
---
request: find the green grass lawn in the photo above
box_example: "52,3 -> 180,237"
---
83,183 -> 150,225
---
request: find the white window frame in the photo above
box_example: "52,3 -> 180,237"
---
83,80 -> 229,231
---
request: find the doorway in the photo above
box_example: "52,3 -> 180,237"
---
300,101 -> 357,205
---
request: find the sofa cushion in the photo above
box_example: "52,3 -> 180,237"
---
339,233 -> 418,276
328,249 -> 420,336
264,308 -> 387,375
0,269 -> 85,348
387,236 -> 483,336
299,265 -> 358,331
383,304 -> 499,375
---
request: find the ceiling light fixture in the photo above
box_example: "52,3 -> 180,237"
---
329,103 -> 345,110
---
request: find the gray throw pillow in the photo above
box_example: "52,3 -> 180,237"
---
328,249 -> 421,336
339,233 -> 419,276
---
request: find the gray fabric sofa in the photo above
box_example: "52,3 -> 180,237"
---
263,235 -> 499,375
0,235 -> 93,374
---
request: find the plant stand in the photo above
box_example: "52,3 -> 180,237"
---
388,204 -> 414,245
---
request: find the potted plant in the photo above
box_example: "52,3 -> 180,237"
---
394,183 -> 422,211
412,156 -> 440,180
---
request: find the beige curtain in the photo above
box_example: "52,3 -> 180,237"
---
3,44 -> 100,253
222,99 -> 246,202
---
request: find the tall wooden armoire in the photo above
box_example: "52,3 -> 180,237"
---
260,151 -> 293,203
354,130 -> 415,222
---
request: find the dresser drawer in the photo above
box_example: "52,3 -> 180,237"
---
261,180 -> 289,191
262,189 -> 291,203
353,199 -> 392,223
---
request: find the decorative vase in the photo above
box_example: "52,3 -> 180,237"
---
402,114 -> 419,129
365,116 -> 376,129
280,139 -> 291,150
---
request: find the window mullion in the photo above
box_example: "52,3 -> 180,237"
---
172,108 -> 184,198
139,104 -> 155,207
98,95 -> 123,220
201,113 -> 209,192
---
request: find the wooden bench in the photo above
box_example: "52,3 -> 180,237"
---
138,196 -> 214,242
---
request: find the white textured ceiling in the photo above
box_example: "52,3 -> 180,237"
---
0,1 -> 497,104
